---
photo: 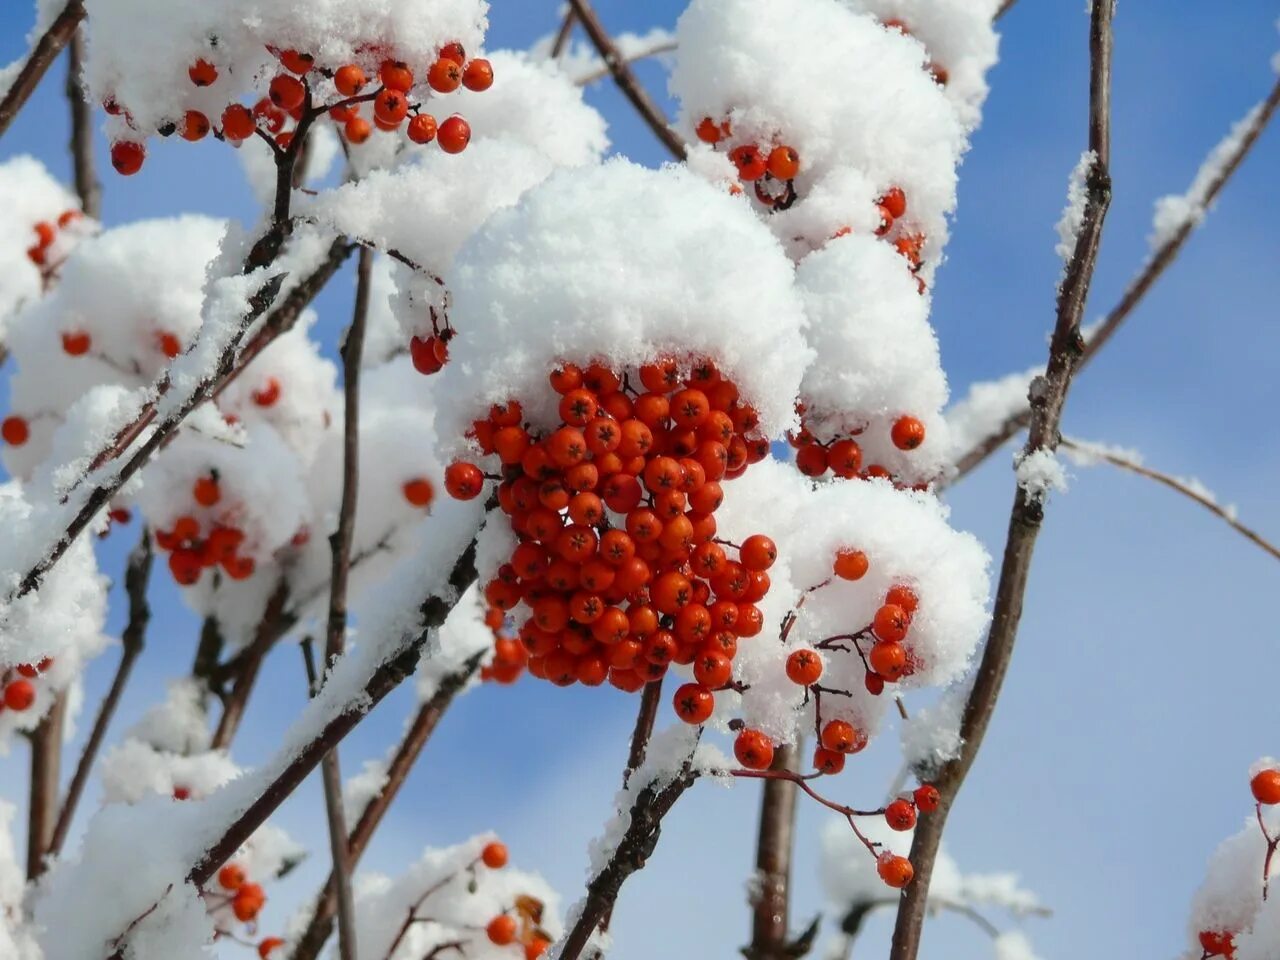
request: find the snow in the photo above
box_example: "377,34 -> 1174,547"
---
1055,150 -> 1097,281
944,368 -> 1039,464
1014,448 -> 1068,501
1150,103 -> 1264,253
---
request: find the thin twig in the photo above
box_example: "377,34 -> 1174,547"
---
624,680 -> 663,785
47,532 -> 153,860
950,75 -> 1280,483
563,0 -> 685,159
551,9 -> 577,58
1060,438 -> 1280,562
26,697 -> 65,878
65,26 -> 99,218
210,581 -> 295,750
744,744 -> 802,960
994,0 -> 1019,20
288,656 -> 484,960
0,0 -> 86,140
574,41 -> 678,87
316,246 -> 375,960
890,5 -> 1115,959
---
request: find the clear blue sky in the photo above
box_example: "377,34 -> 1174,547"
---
2,2 -> 1279,958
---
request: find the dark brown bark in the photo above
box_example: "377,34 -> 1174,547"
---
745,745 -> 801,960
0,0 -> 86,140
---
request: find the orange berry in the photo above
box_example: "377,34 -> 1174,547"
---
402,477 -> 435,507
1251,769 -> 1280,805
252,377 -> 281,407
486,915 -> 517,946
881,186 -> 907,219
885,798 -> 917,831
891,415 -> 926,451
444,461 -> 484,500
268,74 -> 306,111
481,840 -> 508,868
374,88 -> 408,125
820,719 -> 861,754
2,416 -> 30,446
877,853 -> 914,888
61,330 -> 91,355
766,145 -> 800,180
180,110 -> 210,141
407,113 -> 437,144
189,58 -> 218,87
734,729 -> 774,770
739,534 -> 776,572
872,604 -> 909,643
828,439 -> 862,478
218,864 -> 246,891
3,680 -> 35,711
525,937 -> 551,960
334,64 -> 367,97
785,649 -> 823,686
279,49 -> 314,75
695,117 -> 722,143
869,641 -> 907,681
813,747 -> 845,775
438,115 -> 471,153
221,104 -> 256,141
795,443 -> 828,477
462,58 -> 494,91
729,144 -> 767,181
913,784 -> 940,812
110,141 -> 145,175
1199,931 -> 1236,958
427,58 -> 462,93
344,116 -> 372,144
833,549 -> 868,581
258,937 -> 286,959
232,883 -> 266,921
672,682 -> 714,724
379,60 -> 414,92
193,475 -> 221,507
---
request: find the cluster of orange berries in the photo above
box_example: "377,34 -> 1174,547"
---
477,605 -> 530,685
870,787 -> 939,889
153,474 -> 257,585
695,116 -> 802,211
0,658 -> 52,715
788,409 -> 927,484
212,863 -> 273,941
479,842 -> 553,959
443,358 -> 775,723
107,43 -> 491,176
24,208 -> 83,270
1196,768 -> 1280,958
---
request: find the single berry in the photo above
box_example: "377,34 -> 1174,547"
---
334,64 -> 367,97
877,853 -> 914,888
61,330 -> 92,355
2,416 -> 30,446
110,141 -> 145,175
193,475 -> 221,507
445,461 -> 484,500
766,145 -> 800,180
188,59 -> 218,87
269,74 -> 306,112
3,680 -> 35,711
885,798 -> 917,831
344,116 -> 372,144
696,117 -> 722,143
486,915 -> 517,946
462,58 -> 494,91
868,640 -> 907,681
380,60 -> 414,92
438,115 -> 471,154
673,682 -> 714,724
873,604 -> 910,643
180,111 -> 210,141
374,88 -> 408,126
481,840 -> 508,868
734,729 -> 775,770
913,784 -> 940,813
739,534 -> 776,571
218,864 -> 246,891
279,49 -> 314,75
833,548 -> 869,581
222,104 -> 256,141
257,938 -> 286,959
729,144 -> 767,181
403,477 -> 435,508
891,415 -> 926,451
407,113 -> 438,144
1251,769 -> 1280,805
785,649 -> 823,686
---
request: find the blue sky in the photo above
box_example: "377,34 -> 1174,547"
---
2,1 -> 1280,958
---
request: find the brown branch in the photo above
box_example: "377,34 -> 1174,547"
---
288,656 -> 484,960
744,744 -> 802,960
888,4 -> 1115,959
210,580 -> 295,750
625,679 -> 663,784
1060,437 -> 1280,562
994,0 -> 1019,20
46,531 -> 153,860
27,697 -> 65,878
949,74 -> 1280,483
0,0 -> 86,140
556,757 -> 700,960
574,41 -> 679,88
551,9 -> 577,58
563,0 -> 685,159
315,245 -> 375,960
65,26 -> 99,218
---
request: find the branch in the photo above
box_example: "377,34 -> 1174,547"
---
316,245 -> 375,960
288,656 -> 484,960
889,4 -> 1115,958
65,25 -> 99,218
1060,437 -> 1280,562
551,9 -> 577,58
949,74 -> 1280,483
744,744 -> 802,960
573,40 -> 678,88
624,679 -> 663,784
994,0 -> 1019,19
46,531 -> 153,860
563,0 -> 685,159
210,581 -> 295,750
27,697 -> 65,878
0,0 -> 86,140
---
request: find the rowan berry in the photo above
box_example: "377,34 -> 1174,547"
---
1,416 -> 30,446
462,58 -> 494,91
439,42 -> 467,64
877,853 -> 914,888
180,110 -> 210,141
739,534 -> 776,571
344,116 -> 372,143
813,747 -> 845,775
734,729 -> 775,770
3,680 -> 35,711
379,60 -> 414,92
885,798 -> 917,831
1199,931 -> 1236,957
407,113 -> 438,144
218,864 -> 247,891
110,141 -> 146,175
481,840 -> 508,868
729,145 -> 767,181
438,115 -> 471,153
869,641 -> 907,681
188,59 -> 218,87
913,784 -> 940,812
696,117 -> 722,143
279,49 -> 313,75
873,604 -> 910,643
269,74 -> 306,112
1251,769 -> 1280,805
258,938 -> 286,959
785,649 -> 823,686
766,145 -> 800,180
795,443 -> 828,477
820,719 -> 861,754
334,64 -> 367,97
221,104 -> 256,141
891,416 -> 926,451
444,462 -> 485,500
402,477 -> 435,507
374,88 -> 408,125
673,682 -> 714,723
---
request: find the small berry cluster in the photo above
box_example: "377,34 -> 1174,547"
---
695,116 -> 802,212
789,406 -> 929,487
210,863 -> 274,946
478,605 -> 530,685
444,358 -> 775,723
106,43 -> 491,176
153,474 -> 257,585
0,658 -> 52,716
24,208 -> 88,278
480,842 -> 553,959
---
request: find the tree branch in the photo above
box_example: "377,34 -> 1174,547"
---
624,680 -> 663,784
210,580 -> 295,750
551,9 -> 577,58
889,4 -> 1115,958
0,0 -> 86,140
27,697 -> 65,879
46,531 -> 153,860
573,41 -> 678,88
1060,437 -> 1280,562
563,0 -> 685,159
994,0 -> 1019,20
950,74 -> 1280,483
744,744 -> 802,960
65,25 -> 99,219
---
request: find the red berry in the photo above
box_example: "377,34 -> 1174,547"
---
795,443 -> 828,477
407,113 -> 438,144
334,64 -> 367,97
438,115 -> 471,154
1251,769 -> 1280,805
881,186 -> 907,219
188,59 -> 218,87
813,747 -> 845,775
403,477 -> 435,508
913,784 -> 940,813
891,415 -> 926,451
462,58 -> 494,92
180,110 -> 210,141
110,141 -> 145,176
3,680 -> 35,711
833,548 -> 868,581
221,104 -> 256,141
193,475 -> 221,507
873,604 -> 910,643
374,88 -> 408,126
487,915 -> 517,946
428,58 -> 463,93
672,683 -> 714,724
877,853 -> 914,888
379,60 -> 414,92
766,145 -> 800,180
61,331 -> 91,356
344,116 -> 372,144
695,117 -> 722,143
2,416 -> 30,446
734,729 -> 774,770
885,798 -> 917,831
258,937 -> 286,959
481,840 -> 508,868
885,584 -> 919,614
1199,931 -> 1236,958
439,42 -> 467,64
278,49 -> 314,75
444,462 -> 484,500
785,649 -> 823,686
252,377 -> 281,407
268,74 -> 306,112
868,641 -> 907,681
729,145 -> 767,181
820,719 -> 864,754
739,534 -> 776,571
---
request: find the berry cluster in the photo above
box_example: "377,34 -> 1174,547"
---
106,43 -> 491,176
478,605 -> 530,685
0,658 -> 52,716
480,842 -> 553,959
695,116 -> 802,213
153,474 -> 258,585
210,862 -> 277,952
444,358 -> 775,723
24,208 -> 89,279
788,407 -> 929,487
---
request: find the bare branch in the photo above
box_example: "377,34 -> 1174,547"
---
950,74 -> 1280,483
1061,437 -> 1280,562
624,680 -> 663,784
27,697 -> 65,878
744,744 -> 802,960
994,0 -> 1019,20
47,531 -> 153,860
574,40 -> 678,88
65,26 -> 100,218
889,4 -> 1116,958
0,0 -> 86,140
563,0 -> 685,159
551,9 -> 577,58
210,581 -> 295,750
